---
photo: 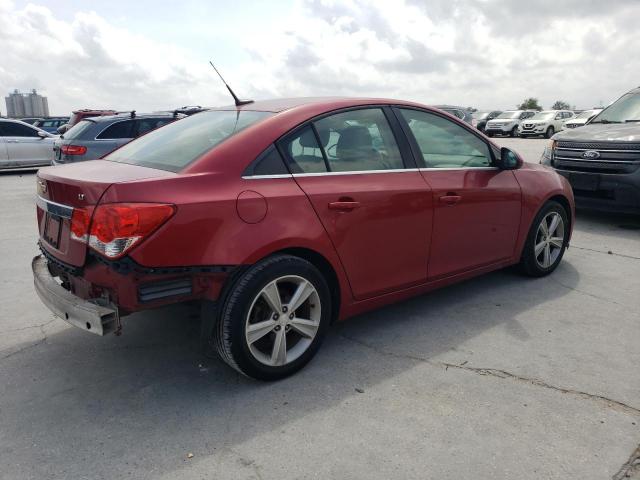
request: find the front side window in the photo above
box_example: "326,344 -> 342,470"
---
399,108 -> 492,169
0,122 -> 40,137
106,110 -> 273,172
313,108 -> 404,172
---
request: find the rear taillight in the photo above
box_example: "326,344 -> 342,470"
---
70,203 -> 175,259
61,145 -> 87,155
70,207 -> 93,241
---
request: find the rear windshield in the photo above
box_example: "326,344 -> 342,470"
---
105,110 -> 273,172
62,120 -> 95,140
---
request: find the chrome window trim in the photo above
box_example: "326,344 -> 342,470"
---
420,167 -> 497,172
292,168 -> 419,177
241,174 -> 293,180
242,166 -> 498,179
36,195 -> 73,219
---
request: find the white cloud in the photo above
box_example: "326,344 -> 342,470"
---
1,0 -> 639,115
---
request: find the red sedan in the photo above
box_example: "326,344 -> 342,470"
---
33,97 -> 574,380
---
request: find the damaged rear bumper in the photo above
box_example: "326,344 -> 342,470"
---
32,255 -> 119,335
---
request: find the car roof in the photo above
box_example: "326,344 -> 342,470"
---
209,97 -> 429,114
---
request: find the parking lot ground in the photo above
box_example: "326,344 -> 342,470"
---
0,139 -> 639,480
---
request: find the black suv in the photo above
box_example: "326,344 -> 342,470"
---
542,86 -> 640,214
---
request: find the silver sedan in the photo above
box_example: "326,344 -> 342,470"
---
0,119 -> 56,169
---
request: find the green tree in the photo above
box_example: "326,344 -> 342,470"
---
518,98 -> 542,111
552,100 -> 571,110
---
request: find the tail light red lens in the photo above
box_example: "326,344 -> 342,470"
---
61,145 -> 87,155
70,207 -> 93,241
69,203 -> 175,259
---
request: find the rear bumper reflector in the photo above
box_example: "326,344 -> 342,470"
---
32,255 -> 118,336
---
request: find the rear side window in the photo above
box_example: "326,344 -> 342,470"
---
243,145 -> 289,176
106,110 -> 273,172
0,122 -> 39,137
281,125 -> 328,173
136,118 -> 173,136
97,120 -> 135,139
399,108 -> 492,168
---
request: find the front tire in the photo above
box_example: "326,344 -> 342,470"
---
212,254 -> 331,380
519,201 -> 569,277
510,126 -> 519,137
545,126 -> 555,139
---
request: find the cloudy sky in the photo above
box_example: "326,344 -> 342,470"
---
1,0 -> 639,115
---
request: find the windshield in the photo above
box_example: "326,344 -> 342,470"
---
496,111 -> 520,119
591,93 -> 640,123
106,110 -> 274,172
474,111 -> 490,120
531,112 -> 555,120
575,110 -> 597,120
62,120 -> 94,139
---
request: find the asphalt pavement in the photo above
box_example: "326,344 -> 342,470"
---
0,138 -> 638,480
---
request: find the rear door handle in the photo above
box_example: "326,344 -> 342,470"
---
439,194 -> 462,206
328,201 -> 361,211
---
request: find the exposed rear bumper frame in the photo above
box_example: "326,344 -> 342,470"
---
32,255 -> 119,336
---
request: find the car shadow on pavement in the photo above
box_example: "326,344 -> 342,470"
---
0,261 -> 579,478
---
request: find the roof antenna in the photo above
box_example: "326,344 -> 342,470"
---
209,61 -> 253,107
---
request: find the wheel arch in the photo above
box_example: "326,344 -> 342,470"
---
546,194 -> 573,237
272,247 -> 342,324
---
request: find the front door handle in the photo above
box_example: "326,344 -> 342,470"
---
439,194 -> 462,206
328,201 -> 361,211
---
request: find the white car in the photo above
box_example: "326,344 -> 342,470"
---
561,109 -> 603,130
0,119 -> 56,169
518,110 -> 575,138
484,110 -> 537,137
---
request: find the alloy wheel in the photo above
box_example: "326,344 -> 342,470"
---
534,212 -> 565,268
245,275 -> 321,367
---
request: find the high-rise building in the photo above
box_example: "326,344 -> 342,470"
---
5,89 -> 50,118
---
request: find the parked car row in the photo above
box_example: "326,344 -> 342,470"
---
561,108 -> 603,130
0,108 -> 196,170
53,111 -> 182,165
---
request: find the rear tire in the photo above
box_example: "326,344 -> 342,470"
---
212,254 -> 331,380
510,126 -> 519,137
519,201 -> 569,277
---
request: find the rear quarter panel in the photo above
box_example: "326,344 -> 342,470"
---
100,172 -> 354,314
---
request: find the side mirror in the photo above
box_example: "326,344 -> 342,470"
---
37,131 -> 48,139
57,124 -> 68,134
497,147 -> 523,170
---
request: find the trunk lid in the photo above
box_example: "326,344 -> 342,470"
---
37,160 -> 175,267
